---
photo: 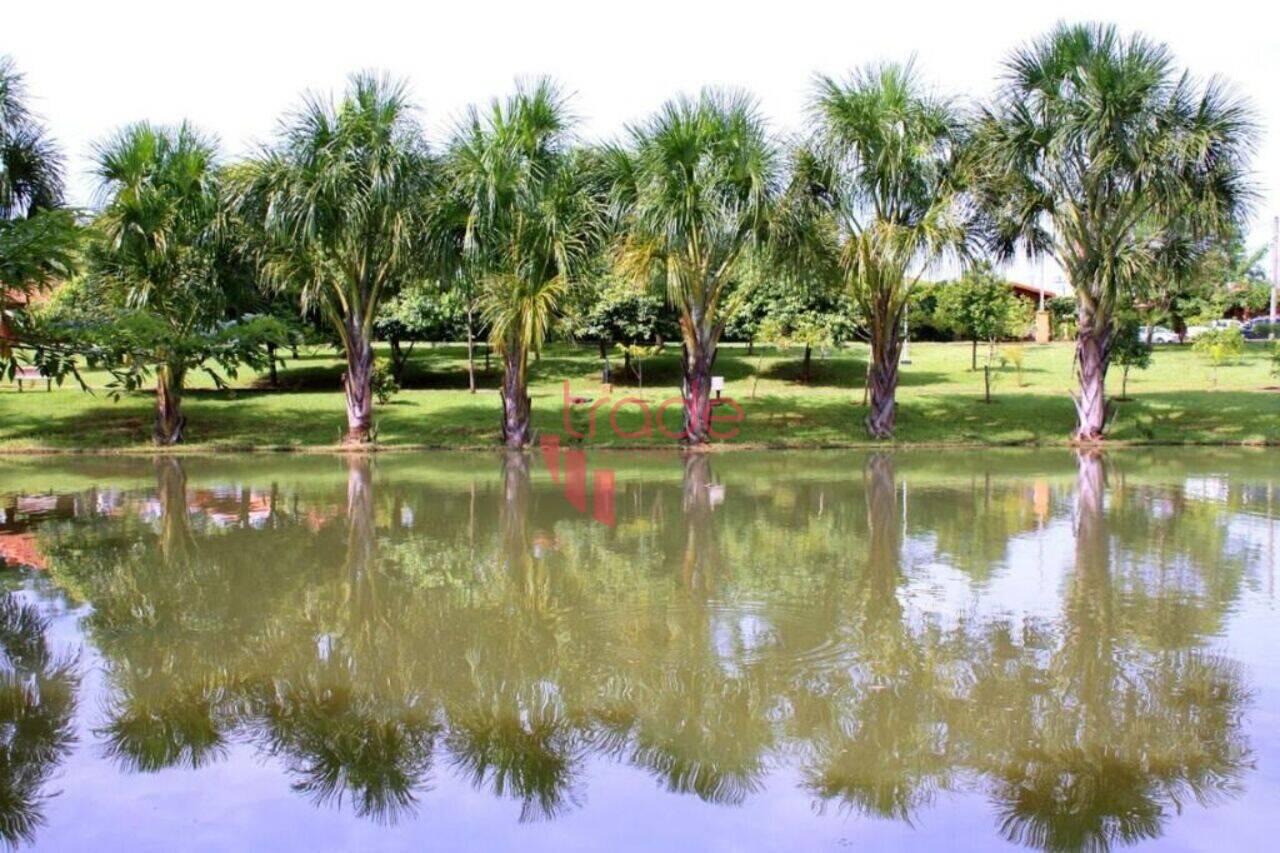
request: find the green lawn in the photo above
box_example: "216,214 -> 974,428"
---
1,340 -> 1277,451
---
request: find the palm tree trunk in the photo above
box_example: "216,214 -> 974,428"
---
971,338 -> 978,371
343,323 -> 375,444
866,316 -> 902,439
500,349 -> 532,448
154,456 -> 193,565
500,449 -> 534,591
154,362 -> 186,446
345,454 -> 375,587
802,343 -> 812,383
680,452 -> 719,592
465,309 -> 477,394
863,452 -> 902,610
1073,301 -> 1109,442
681,335 -> 716,445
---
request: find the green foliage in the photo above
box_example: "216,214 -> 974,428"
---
376,285 -> 464,345
724,266 -> 858,349
371,358 -> 400,404
1192,327 -> 1245,366
1111,316 -> 1154,398
571,277 -> 674,348
1046,296 -> 1077,339
1112,326 -> 1154,373
0,209 -> 81,302
931,266 -> 1029,359
1192,327 -> 1245,388
1,56 -> 64,217
997,345 -> 1026,386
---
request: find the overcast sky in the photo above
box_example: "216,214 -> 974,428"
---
9,0 -> 1280,288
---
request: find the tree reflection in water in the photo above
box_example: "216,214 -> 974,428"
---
22,449 -> 1263,849
0,594 -> 78,847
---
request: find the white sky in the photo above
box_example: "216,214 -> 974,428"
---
9,0 -> 1280,290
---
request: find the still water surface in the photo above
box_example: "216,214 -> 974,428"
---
0,449 -> 1277,851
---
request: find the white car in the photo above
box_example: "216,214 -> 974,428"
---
1140,325 -> 1180,344
1185,319 -> 1241,340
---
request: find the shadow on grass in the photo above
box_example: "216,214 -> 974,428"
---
3,378 -> 1275,450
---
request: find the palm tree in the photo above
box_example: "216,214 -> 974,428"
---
784,62 -> 971,439
608,90 -> 777,444
1,56 -> 78,343
0,56 -> 63,218
230,72 -> 435,444
91,121 -> 222,444
442,79 -> 600,448
972,23 -> 1256,440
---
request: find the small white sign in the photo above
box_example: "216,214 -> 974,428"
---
711,376 -> 725,393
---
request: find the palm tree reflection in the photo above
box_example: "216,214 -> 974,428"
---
0,594 -> 78,847
984,451 -> 1253,851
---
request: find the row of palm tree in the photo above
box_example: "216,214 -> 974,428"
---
3,22 -> 1257,445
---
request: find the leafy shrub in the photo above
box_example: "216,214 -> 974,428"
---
1191,327 -> 1245,364
1248,320 -> 1280,340
371,358 -> 400,404
1111,317 -> 1152,398
997,345 -> 1026,386
1192,327 -> 1244,387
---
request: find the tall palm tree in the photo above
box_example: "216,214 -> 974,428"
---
1,56 -> 78,342
0,56 -> 63,218
972,23 -> 1256,440
92,121 -> 222,444
609,90 -> 777,444
230,72 -> 435,444
443,79 -> 600,448
784,62 -> 971,439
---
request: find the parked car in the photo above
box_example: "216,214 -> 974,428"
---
1139,325 -> 1180,344
1185,319 -> 1240,340
1243,317 -> 1279,339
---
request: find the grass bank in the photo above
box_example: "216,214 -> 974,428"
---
1,341 -> 1277,452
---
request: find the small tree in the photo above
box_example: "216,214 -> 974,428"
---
1192,326 -> 1244,387
755,284 -> 856,384
374,283 -> 465,382
932,265 -> 1028,369
573,276 -> 673,377
1110,316 -> 1153,400
89,121 -> 286,444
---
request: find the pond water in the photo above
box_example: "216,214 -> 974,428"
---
0,449 -> 1277,851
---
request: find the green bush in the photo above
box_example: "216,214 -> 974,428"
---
1192,327 -> 1244,387
1111,317 -> 1153,398
1191,327 -> 1245,364
371,358 -> 400,405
